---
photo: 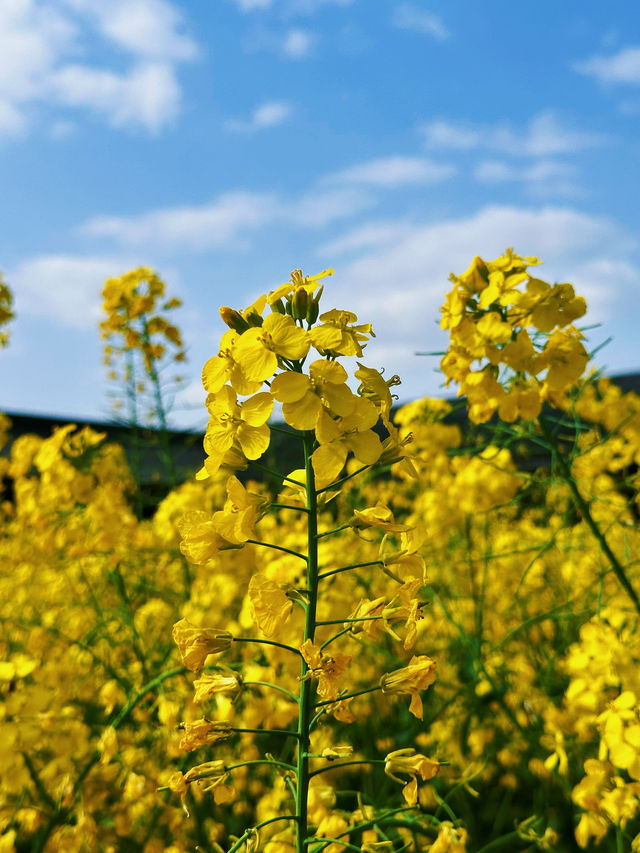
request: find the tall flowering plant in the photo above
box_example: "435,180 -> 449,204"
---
101,267 -> 186,489
169,269 -> 441,852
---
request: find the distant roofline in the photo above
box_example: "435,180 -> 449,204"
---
3,370 -> 639,436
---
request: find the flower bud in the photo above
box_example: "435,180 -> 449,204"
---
219,307 -> 250,334
292,288 -> 308,321
306,299 -> 319,326
244,310 -> 264,328
306,285 -> 324,325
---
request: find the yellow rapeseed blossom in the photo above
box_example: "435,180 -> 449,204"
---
440,250 -> 589,422
171,619 -> 232,671
380,655 -> 437,719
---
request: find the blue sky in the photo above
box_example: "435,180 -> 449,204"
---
1,0 -> 639,428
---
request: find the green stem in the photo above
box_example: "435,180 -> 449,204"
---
317,523 -> 351,539
243,680 -> 300,702
226,759 -> 296,773
125,348 -> 143,516
142,317 -> 177,487
234,637 -> 302,657
232,727 -> 300,739
320,626 -> 351,651
318,560 -> 382,581
108,565 -> 150,681
308,759 -> 386,779
297,430 -> 320,853
539,415 -> 640,616
476,830 -> 525,853
315,685 -> 381,707
316,616 -> 383,626
226,816 -> 299,853
247,539 -> 309,563
250,461 -> 305,487
306,840 -> 362,853
22,752 -> 56,812
271,502 -> 310,513
316,465 -> 368,494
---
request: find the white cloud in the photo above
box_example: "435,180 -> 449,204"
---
392,4 -> 448,40
317,221 -> 416,256
9,255 -> 131,330
282,28 -> 314,57
59,0 -> 198,60
80,181 -> 375,249
82,192 -> 280,250
0,0 -> 75,136
325,155 -> 456,187
52,62 -> 181,132
0,0 -> 195,138
569,259 -> 638,320
421,120 -> 480,150
0,100 -> 27,137
474,159 -> 581,197
293,186 -> 374,226
233,0 -> 353,12
619,99 -> 640,115
233,0 -> 273,9
225,100 -> 292,132
422,111 -> 606,157
49,119 -> 76,139
287,0 -> 354,11
575,47 -> 640,85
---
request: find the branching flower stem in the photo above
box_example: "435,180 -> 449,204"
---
247,539 -> 309,563
539,415 -> 640,616
308,759 -> 387,779
318,560 -> 383,581
226,816 -> 300,853
234,637 -> 302,657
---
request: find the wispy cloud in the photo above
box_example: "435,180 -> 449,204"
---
82,192 -> 281,250
80,184 -> 374,249
282,27 -> 314,57
474,159 -> 581,197
317,221 -> 416,256
287,0 -> 355,12
422,112 -> 607,157
225,100 -> 293,132
574,46 -> 640,85
60,0 -> 198,61
9,255 -> 133,330
325,155 -> 456,187
392,4 -> 448,40
0,0 -> 196,138
292,186 -> 373,226
233,0 -> 274,11
232,0 -> 353,12
51,62 -> 182,133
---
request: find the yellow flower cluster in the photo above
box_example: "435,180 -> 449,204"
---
0,274 -> 14,348
101,267 -> 185,426
441,249 -> 589,422
169,268 -> 448,851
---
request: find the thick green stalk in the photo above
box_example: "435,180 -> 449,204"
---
297,430 -> 319,853
142,318 -> 177,487
539,416 -> 640,616
125,348 -> 143,516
